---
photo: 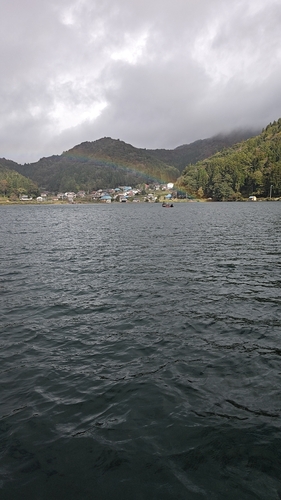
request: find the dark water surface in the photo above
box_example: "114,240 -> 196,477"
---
1,202 -> 281,499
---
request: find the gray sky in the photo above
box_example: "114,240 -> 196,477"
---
1,0 -> 281,163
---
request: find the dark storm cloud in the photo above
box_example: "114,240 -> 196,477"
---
1,0 -> 281,162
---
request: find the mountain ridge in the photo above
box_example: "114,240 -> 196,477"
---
0,128 -> 260,194
148,129 -> 260,172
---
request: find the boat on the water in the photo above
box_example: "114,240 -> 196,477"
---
162,202 -> 173,208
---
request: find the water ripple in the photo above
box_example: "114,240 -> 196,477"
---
1,202 -> 281,499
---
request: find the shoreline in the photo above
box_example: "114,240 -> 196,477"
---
1,197 -> 280,205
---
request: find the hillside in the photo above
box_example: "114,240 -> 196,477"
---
177,119 -> 281,200
2,130 -> 260,193
0,161 -> 39,198
7,138 -> 180,192
148,130 -> 259,172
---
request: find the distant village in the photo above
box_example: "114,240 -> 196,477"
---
20,183 -> 180,203
16,183 -> 265,203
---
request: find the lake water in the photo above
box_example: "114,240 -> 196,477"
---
1,202 -> 281,499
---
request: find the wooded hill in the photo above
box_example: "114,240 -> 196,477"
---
5,138 -> 180,193
148,130 -> 258,173
1,131 -> 257,194
0,160 -> 39,198
177,119 -> 281,200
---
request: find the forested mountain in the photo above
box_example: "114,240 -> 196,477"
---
2,131 -> 258,194
0,161 -> 39,198
149,130 -> 259,172
177,119 -> 281,200
8,138 -> 180,192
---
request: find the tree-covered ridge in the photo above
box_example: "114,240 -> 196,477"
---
0,162 -> 39,198
64,138 -> 180,183
177,119 -> 281,200
148,130 -> 259,173
8,138 -> 180,192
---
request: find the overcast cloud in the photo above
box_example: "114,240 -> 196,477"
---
1,0 -> 281,163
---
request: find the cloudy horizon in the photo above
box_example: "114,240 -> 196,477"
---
1,0 -> 281,164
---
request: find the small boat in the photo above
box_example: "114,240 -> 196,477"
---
162,202 -> 173,208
